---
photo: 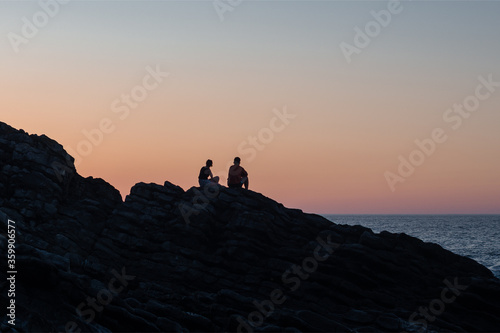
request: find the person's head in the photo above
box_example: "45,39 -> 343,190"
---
206,159 -> 213,167
234,157 -> 241,165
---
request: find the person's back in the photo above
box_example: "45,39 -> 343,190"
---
227,157 -> 248,189
228,165 -> 245,184
199,166 -> 210,180
199,159 -> 219,187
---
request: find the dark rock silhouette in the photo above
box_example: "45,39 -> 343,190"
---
1,121 -> 500,332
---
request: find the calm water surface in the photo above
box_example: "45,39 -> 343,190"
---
323,215 -> 500,278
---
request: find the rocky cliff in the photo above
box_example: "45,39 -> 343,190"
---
1,121 -> 500,333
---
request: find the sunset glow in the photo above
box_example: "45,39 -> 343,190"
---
1,1 -> 499,214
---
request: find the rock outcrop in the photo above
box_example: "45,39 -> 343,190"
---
1,121 -> 499,333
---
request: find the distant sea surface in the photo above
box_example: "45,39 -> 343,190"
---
323,215 -> 500,279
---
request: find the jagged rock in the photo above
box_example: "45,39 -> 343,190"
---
1,121 -> 500,333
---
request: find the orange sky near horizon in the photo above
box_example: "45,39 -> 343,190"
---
1,1 -> 499,214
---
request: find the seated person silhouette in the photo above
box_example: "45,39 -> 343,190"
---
227,157 -> 249,189
198,159 -> 219,187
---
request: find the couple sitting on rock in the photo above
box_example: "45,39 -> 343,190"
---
198,157 -> 249,189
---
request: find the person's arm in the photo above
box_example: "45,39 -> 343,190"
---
241,168 -> 249,189
208,169 -> 214,179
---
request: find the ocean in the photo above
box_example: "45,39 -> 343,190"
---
323,215 -> 500,279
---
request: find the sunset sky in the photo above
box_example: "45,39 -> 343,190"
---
1,1 -> 499,214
